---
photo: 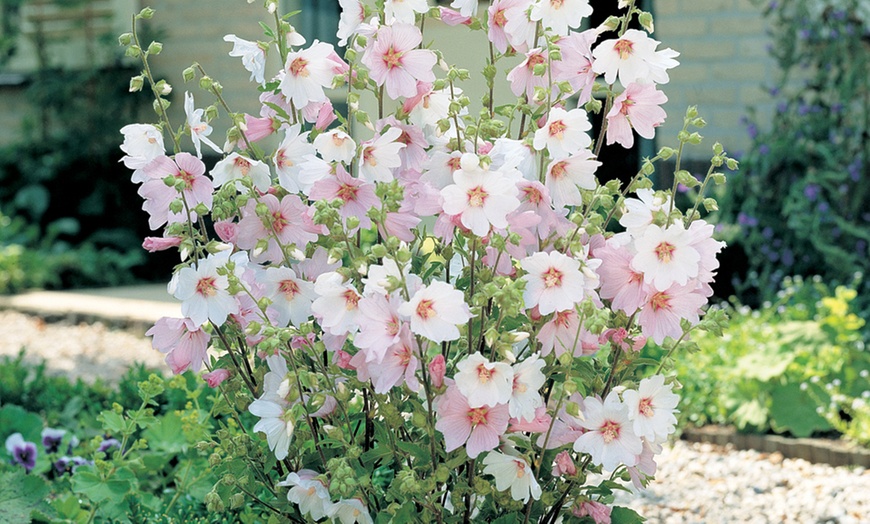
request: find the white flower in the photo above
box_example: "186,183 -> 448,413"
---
258,267 -> 317,328
545,150 -> 600,208
533,107 -> 592,160
530,0 -> 593,37
362,257 -> 421,296
224,34 -> 267,85
358,127 -> 405,183
249,397 -> 294,460
455,352 -> 514,408
622,375 -> 680,442
279,41 -> 337,109
450,0 -> 478,17
314,129 -> 356,164
211,153 -> 272,193
397,281 -> 472,343
337,0 -> 365,47
631,221 -> 701,292
385,0 -> 429,24
440,153 -> 521,236
574,390 -> 642,471
120,124 -> 164,182
521,250 -> 586,315
329,498 -> 374,524
278,470 -> 333,520
510,354 -> 546,421
184,91 -> 222,158
312,272 -> 361,336
620,188 -> 671,236
274,124 -> 316,193
591,29 -> 680,88
482,452 -> 542,503
173,252 -> 238,326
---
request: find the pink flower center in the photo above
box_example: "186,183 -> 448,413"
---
554,310 -> 574,328
176,169 -> 195,189
513,374 -> 528,394
549,161 -> 568,180
466,186 -> 488,207
548,119 -> 567,139
550,0 -> 564,9
233,156 -> 251,175
278,279 -> 299,299
337,183 -> 359,202
654,241 -> 676,263
523,185 -> 544,204
649,291 -> 671,312
629,271 -> 644,285
468,406 -> 489,426
332,134 -> 348,147
289,57 -> 309,77
619,97 -> 636,116
493,9 -> 507,28
515,460 -> 527,477
396,345 -> 412,366
526,52 -> 546,70
382,46 -> 404,70
271,211 -> 289,233
275,150 -> 292,169
343,290 -> 360,310
542,266 -> 564,288
195,276 -> 217,297
447,156 -> 462,171
477,364 -> 492,383
386,316 -> 401,336
415,298 -> 436,319
600,419 -> 621,443
614,39 -> 634,60
638,397 -> 655,418
396,130 -> 413,145
362,146 -> 377,166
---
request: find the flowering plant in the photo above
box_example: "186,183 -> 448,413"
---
120,1 -> 733,521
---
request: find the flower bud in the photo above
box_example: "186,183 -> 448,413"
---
147,41 -> 163,55
137,7 -> 155,19
428,354 -> 446,388
129,75 -> 145,92
118,33 -> 133,46
182,66 -> 196,82
639,11 -> 655,33
552,451 -> 577,476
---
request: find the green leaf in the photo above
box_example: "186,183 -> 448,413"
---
71,467 -> 133,504
142,412 -> 186,453
0,405 -> 43,445
97,411 -> 128,434
396,441 -> 431,463
733,399 -> 768,429
611,506 -> 646,523
769,383 -> 832,437
491,513 -> 523,524
0,470 -> 53,523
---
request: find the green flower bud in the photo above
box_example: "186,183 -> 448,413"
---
137,7 -> 156,20
118,33 -> 133,46
182,66 -> 196,82
147,41 -> 163,55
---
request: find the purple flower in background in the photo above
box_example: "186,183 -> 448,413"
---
803,184 -> 820,201
781,249 -> 794,266
759,144 -> 771,156
5,433 -> 37,473
54,456 -> 93,475
738,212 -> 759,227
41,428 -> 66,454
768,1 -> 778,9
762,227 -> 774,239
848,159 -> 862,182
776,101 -> 788,114
798,104 -> 810,116
857,240 -> 867,254
831,102 -> 843,113
799,29 -> 812,40
818,202 -> 830,213
98,438 -> 121,454
746,123 -> 758,139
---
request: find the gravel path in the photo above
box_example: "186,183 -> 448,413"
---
1,310 -> 868,522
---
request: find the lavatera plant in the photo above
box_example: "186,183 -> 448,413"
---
119,1 -> 733,522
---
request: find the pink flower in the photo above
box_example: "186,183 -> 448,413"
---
552,29 -> 598,105
139,153 -> 212,230
631,222 -> 701,292
146,317 -> 211,374
573,501 -> 612,524
337,0 -> 365,47
274,124 -> 317,193
314,129 -> 356,164
309,166 -> 380,231
488,0 -> 525,53
606,83 -> 668,148
439,7 -> 472,26
428,354 -> 446,388
449,0 -> 478,17
509,354 -> 546,421
596,237 -> 646,315
622,374 -> 680,442
243,114 -> 279,142
397,281 -> 473,343
142,236 -> 182,253
358,127 -> 406,183
545,151 -> 600,208
455,352 -> 514,408
362,23 -> 437,100
211,153 -> 272,193
203,368 -> 231,387
434,385 -> 509,458
301,99 -> 337,131
637,283 -> 706,344
380,209 -> 421,243
258,267 -> 317,328
173,253 -> 239,327
533,107 -> 592,160
574,391 -> 642,471
508,406 -> 552,433
507,48 -> 549,99
521,251 -> 586,315
120,123 -> 164,181
312,272 -> 361,336
236,194 -> 320,264
538,309 -> 600,358
214,220 -> 238,244
552,450 -> 577,476
440,153 -> 521,237
377,117 -> 429,172
354,293 -> 405,363
369,328 -> 421,394
280,41 -> 338,108
503,0 -> 537,52
591,29 -> 679,88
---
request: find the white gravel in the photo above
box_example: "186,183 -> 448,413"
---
2,310 -> 869,522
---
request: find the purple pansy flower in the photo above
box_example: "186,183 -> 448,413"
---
5,433 -> 37,473
41,428 -> 66,454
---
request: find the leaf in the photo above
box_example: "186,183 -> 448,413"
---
97,411 -> 128,434
733,399 -> 768,430
0,405 -> 44,445
71,467 -> 133,504
611,506 -> 646,524
13,185 -> 49,220
769,383 -> 831,437
736,348 -> 793,381
142,412 -> 186,453
491,514 -> 523,524
0,470 -> 53,523
396,440 -> 430,463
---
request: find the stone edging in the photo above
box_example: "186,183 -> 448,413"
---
681,425 -> 870,468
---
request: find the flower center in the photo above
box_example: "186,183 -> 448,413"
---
494,9 -> 507,27
477,364 -> 492,383
289,57 -> 309,77
515,460 -> 527,477
614,39 -> 634,60
542,266 -> 564,288
234,156 -> 251,175
272,211 -> 289,233
554,310 -> 573,328
195,276 -> 217,297
600,419 -> 621,443
362,146 -> 378,166
639,397 -> 655,418
397,130 -> 412,145
383,46 -> 404,70
649,291 -> 671,312
387,316 -> 401,336
343,289 -> 360,310
513,374 -> 528,394
415,298 -> 436,319
176,169 -> 195,189
447,156 -> 462,171
523,185 -> 544,205
396,345 -> 412,366
468,406 -> 489,426
332,134 -> 348,147
549,161 -> 568,180
527,52 -> 546,70
467,186 -> 488,207
619,97 -> 636,116
654,241 -> 676,263
548,119 -> 567,139
276,150 -> 292,169
336,183 -> 359,202
279,279 -> 299,299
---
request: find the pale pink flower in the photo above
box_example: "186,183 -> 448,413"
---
507,48 -> 549,99
455,352 -> 514,408
482,452 -> 542,503
337,0 -> 365,47
313,129 -> 356,164
362,258 -> 422,296
386,0 -> 429,24
440,153 -> 521,237
488,0 -> 525,53
516,181 -> 567,241
211,153 -> 271,193
398,281 -> 472,343
243,114 -> 279,142
312,272 -> 361,336
434,385 -> 510,458
295,155 -> 335,195
489,137 -> 536,180
358,127 -> 406,182
530,0 -> 592,37
146,316 -> 211,374
428,353 -> 446,388
622,374 -> 680,442
354,293 -> 405,363
369,327 -> 421,394
546,151 -> 600,208
687,219 -> 726,285
596,237 -> 646,315
377,117 -> 429,172
308,166 -> 380,231
627,439 -> 661,489
509,406 -> 552,433
139,153 -> 212,230
539,394 -> 586,448
381,209 -> 421,243
224,34 -> 267,85
142,236 -> 182,253
407,84 -> 458,138
362,23 -> 437,100
422,149 -> 463,189
173,253 -> 238,326
274,124 -> 316,193
503,0 -> 537,52
278,470 -> 332,520
573,500 -> 612,524
521,250 -> 586,315
552,29 -> 598,104
599,327 -> 646,353
297,246 -> 341,282
439,7 -> 472,26
510,354 -> 546,421
184,92 -> 222,158
620,188 -> 671,236
203,368 -> 231,387
637,283 -> 706,344
236,194 -> 319,263
538,309 -> 600,358
258,267 -> 317,328
574,391 -> 642,471
249,396 -> 294,460
214,220 -> 238,244
280,41 -> 337,108
449,0 -> 478,17
120,123 -> 164,182
592,29 -> 679,88
606,82 -> 668,148
631,222 -> 700,291
533,107 -> 592,160
552,450 -> 577,476
301,98 -> 337,131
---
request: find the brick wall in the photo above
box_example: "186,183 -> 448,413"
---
654,0 -> 777,158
